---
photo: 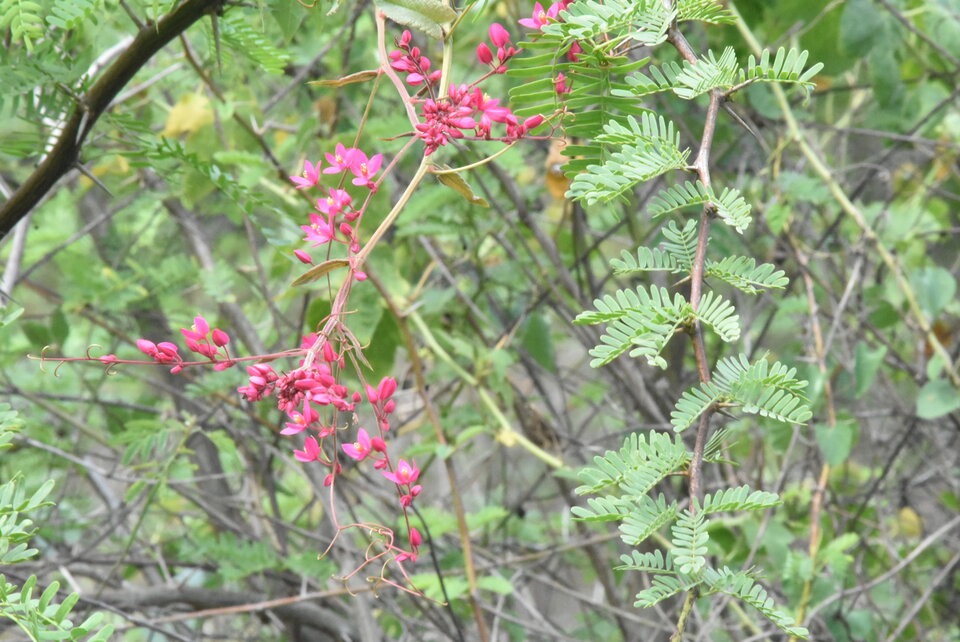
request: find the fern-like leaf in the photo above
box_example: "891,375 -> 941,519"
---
568,114 -> 690,204
738,47 -> 823,90
574,285 -> 689,368
706,255 -> 789,294
619,493 -> 679,545
700,485 -> 781,514
617,548 -> 672,573
575,431 -> 689,496
221,13 -> 290,75
672,354 -> 812,431
703,567 -> 809,638
46,0 -> 99,30
0,0 -> 45,49
634,574 -> 691,608
713,186 -> 752,232
648,180 -> 713,218
671,507 -> 709,575
570,495 -> 632,522
610,246 -> 685,275
677,0 -> 735,25
670,382 -> 722,432
611,219 -> 699,279
694,290 -> 740,342
671,46 -> 739,99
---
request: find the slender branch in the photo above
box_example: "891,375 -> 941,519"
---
0,0 -> 225,238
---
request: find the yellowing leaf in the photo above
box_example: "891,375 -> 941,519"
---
308,69 -> 380,88
434,168 -> 489,207
291,258 -> 350,287
162,93 -> 214,138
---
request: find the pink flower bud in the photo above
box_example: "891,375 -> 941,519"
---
489,23 -> 510,48
322,342 -> 337,363
476,42 -> 493,65
378,377 -> 397,400
366,383 -> 379,403
294,249 -> 313,264
136,339 -> 157,355
409,527 -> 423,547
383,399 -> 396,414
400,30 -> 412,46
371,437 -> 387,452
523,115 -> 545,131
212,328 -> 230,347
354,271 -> 367,281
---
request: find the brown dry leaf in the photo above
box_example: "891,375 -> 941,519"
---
162,93 -> 214,138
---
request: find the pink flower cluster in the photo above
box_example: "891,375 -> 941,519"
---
137,315 -> 233,374
290,143 -> 383,266
390,27 -> 545,155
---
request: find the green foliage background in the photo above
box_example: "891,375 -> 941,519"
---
1,0 -> 959,640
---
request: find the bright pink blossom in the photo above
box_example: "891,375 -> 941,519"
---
302,213 -> 336,246
342,428 -> 372,461
316,188 -> 352,217
323,143 -> 358,174
294,436 -> 321,462
518,2 -> 558,30
290,160 -> 321,189
382,459 -> 420,486
349,151 -> 383,189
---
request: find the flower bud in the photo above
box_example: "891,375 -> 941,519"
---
476,42 -> 493,65
489,23 -> 510,48
212,328 -> 230,347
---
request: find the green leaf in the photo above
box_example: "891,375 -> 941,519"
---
375,0 -> 456,40
839,0 -> 886,57
814,419 -> 857,466
476,574 -> 514,595
853,342 -> 887,398
913,266 -> 956,318
520,313 -> 556,372
916,379 -> 960,419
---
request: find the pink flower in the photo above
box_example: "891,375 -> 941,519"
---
294,249 -> 313,264
316,188 -> 352,217
294,436 -> 322,462
566,40 -> 583,62
349,151 -> 383,188
302,213 -> 336,246
323,143 -> 358,174
518,2 -> 558,30
342,428 -> 372,461
282,403 -> 319,436
382,459 -> 420,486
554,72 -> 571,94
290,160 -> 321,189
